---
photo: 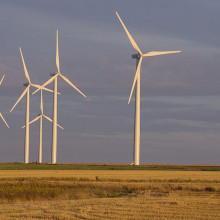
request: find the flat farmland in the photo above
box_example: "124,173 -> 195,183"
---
0,169 -> 220,180
0,168 -> 220,219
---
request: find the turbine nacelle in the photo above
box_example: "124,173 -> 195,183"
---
23,83 -> 29,87
132,54 -> 140,59
50,72 -> 57,76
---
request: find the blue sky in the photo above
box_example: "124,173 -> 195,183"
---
0,0 -> 220,164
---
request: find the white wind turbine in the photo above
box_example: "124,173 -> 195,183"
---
0,74 -> 9,128
33,30 -> 86,164
116,12 -> 181,165
10,48 -> 53,164
22,89 -> 63,163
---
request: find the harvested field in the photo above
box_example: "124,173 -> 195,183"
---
0,169 -> 219,219
1,169 -> 220,180
1,192 -> 220,220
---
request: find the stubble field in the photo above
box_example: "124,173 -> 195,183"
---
0,166 -> 219,219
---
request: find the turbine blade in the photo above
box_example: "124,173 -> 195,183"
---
32,75 -> 57,95
116,12 -> 142,54
56,29 -> 60,73
43,114 -> 52,122
143,50 -> 181,57
57,123 -> 64,130
19,48 -> 31,83
0,113 -> 9,128
128,57 -> 143,104
10,86 -> 29,112
40,90 -> 43,114
22,115 -> 41,128
0,74 -> 5,86
43,115 -> 64,129
59,74 -> 86,98
31,83 -> 54,93
30,115 -> 41,125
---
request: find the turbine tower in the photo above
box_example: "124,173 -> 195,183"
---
22,89 -> 63,163
10,48 -> 53,164
116,12 -> 181,165
0,74 -> 9,128
33,30 -> 86,164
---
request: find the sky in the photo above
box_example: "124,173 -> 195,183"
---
0,0 -> 220,164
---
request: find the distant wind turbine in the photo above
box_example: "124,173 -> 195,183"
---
0,74 -> 9,128
116,12 -> 181,165
33,30 -> 86,164
22,89 -> 63,163
10,48 -> 53,164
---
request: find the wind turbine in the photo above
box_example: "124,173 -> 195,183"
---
0,74 -> 9,128
33,30 -> 86,164
22,89 -> 63,163
10,48 -> 53,164
116,12 -> 181,165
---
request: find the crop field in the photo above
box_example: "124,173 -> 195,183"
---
0,165 -> 220,219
